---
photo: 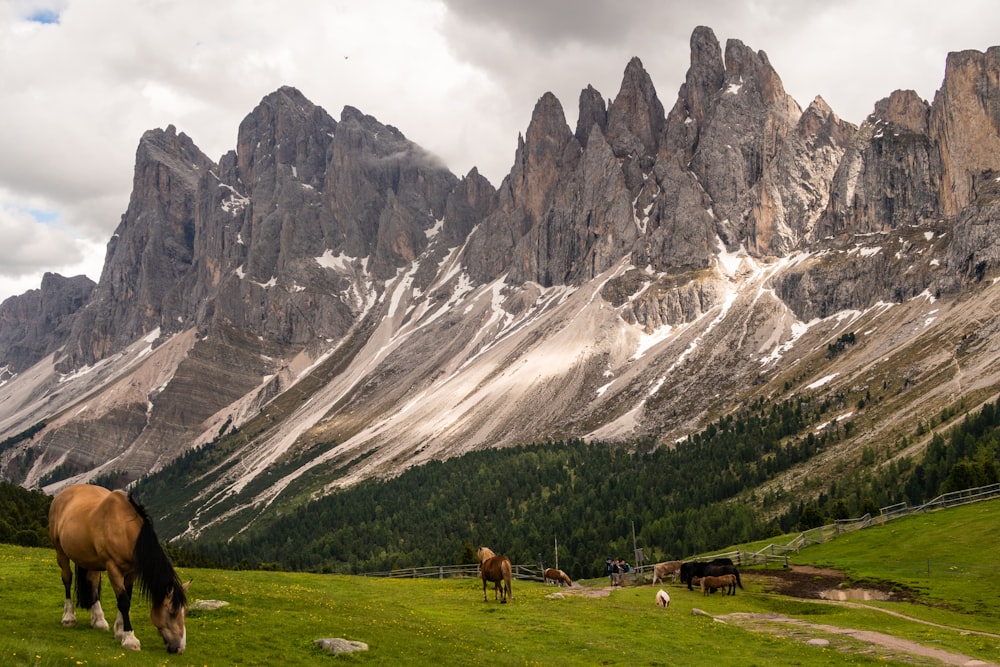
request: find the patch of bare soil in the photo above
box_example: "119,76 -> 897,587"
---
544,584 -> 611,599
753,564 -> 913,601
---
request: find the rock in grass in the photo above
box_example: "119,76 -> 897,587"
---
191,600 -> 229,610
315,638 -> 369,654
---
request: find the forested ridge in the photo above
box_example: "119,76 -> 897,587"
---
167,394 -> 1000,578
6,396 -> 998,578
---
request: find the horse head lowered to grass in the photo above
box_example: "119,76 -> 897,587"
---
48,484 -> 190,653
543,567 -> 573,586
477,546 -> 513,603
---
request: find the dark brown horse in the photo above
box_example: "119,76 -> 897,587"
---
680,558 -> 742,592
48,484 -> 190,653
477,546 -> 512,603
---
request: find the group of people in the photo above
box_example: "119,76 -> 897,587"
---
604,557 -> 631,586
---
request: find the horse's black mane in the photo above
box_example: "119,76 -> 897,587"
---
129,493 -> 186,610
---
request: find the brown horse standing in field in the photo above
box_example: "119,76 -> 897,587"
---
543,568 -> 573,586
700,574 -> 737,596
477,547 -> 513,603
48,484 -> 190,653
652,560 -> 683,585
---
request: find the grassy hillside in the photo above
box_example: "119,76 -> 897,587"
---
3,499 -> 999,666
796,497 -> 1000,630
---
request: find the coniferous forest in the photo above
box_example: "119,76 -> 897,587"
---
166,395 -> 1000,577
5,395 -> 999,579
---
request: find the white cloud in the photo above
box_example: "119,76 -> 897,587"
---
1,0 -> 998,302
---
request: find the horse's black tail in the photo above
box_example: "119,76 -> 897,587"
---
735,570 -> 743,589
75,564 -> 99,608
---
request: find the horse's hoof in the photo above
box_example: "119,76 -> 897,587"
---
121,631 -> 141,651
61,619 -> 76,627
93,619 -> 109,631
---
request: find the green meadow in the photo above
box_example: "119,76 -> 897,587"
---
2,499 -> 999,666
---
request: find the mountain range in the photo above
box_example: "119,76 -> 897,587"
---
2,26 -> 1000,543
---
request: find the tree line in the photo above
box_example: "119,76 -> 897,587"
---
0,481 -> 51,547
7,395 -> 999,580
171,395 -> 1000,578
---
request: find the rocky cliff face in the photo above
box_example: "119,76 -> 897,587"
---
2,27 -> 1000,540
0,273 -> 95,374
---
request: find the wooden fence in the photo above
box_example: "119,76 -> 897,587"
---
757,481 -> 1000,555
362,483 -> 1000,581
364,563 -> 546,581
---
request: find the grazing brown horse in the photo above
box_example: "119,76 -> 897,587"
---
700,573 -> 737,596
543,568 -> 572,586
477,547 -> 513,603
48,484 -> 190,653
652,560 -> 683,585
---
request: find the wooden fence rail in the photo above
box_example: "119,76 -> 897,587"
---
758,481 -> 1000,555
364,563 -> 546,581
361,483 -> 1000,581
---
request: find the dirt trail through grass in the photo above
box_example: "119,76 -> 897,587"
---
738,565 -> 1000,665
715,610 -> 998,666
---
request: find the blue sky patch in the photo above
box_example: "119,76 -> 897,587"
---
27,9 -> 60,25
27,208 -> 59,223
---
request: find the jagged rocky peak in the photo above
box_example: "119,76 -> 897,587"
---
668,27 -> 803,247
722,37 -> 788,108
236,85 -> 337,195
136,125 -> 214,187
506,92 -> 579,226
325,103 -> 460,279
605,57 -> 665,162
441,167 -> 497,245
523,93 -> 577,160
55,124 -> 217,370
930,46 -> 1000,217
576,84 -> 608,148
819,93 -> 940,238
332,104 -> 454,192
0,273 -> 96,373
683,25 -> 726,125
872,89 -> 929,134
661,26 -> 724,160
741,94 -> 855,255
796,95 -> 854,142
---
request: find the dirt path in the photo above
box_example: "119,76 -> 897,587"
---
551,569 -> 1000,665
713,610 -> 997,666
725,566 -> 1000,666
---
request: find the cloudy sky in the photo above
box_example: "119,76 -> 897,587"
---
1,0 -> 997,303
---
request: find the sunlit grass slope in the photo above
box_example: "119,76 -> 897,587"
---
2,499 -> 998,666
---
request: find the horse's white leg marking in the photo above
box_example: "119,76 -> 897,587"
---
61,599 -> 76,626
113,612 -> 124,640
90,601 -> 109,630
120,630 -> 141,651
